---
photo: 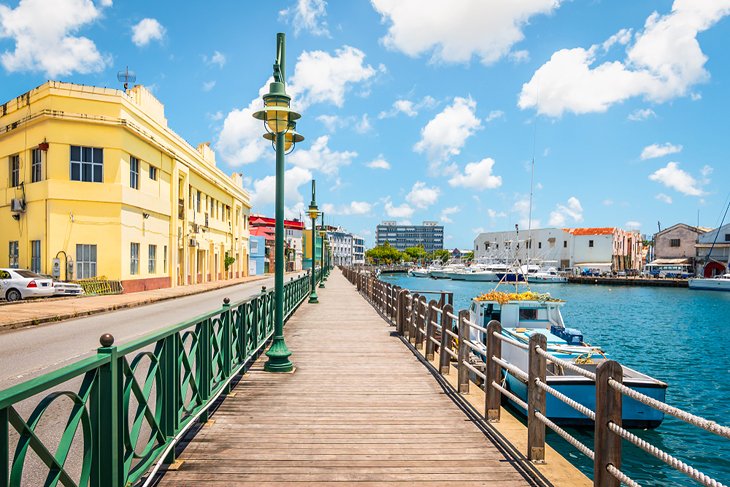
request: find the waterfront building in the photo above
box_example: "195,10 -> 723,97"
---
474,227 -> 643,272
303,227 -> 323,270
1,82 -> 250,292
695,223 -> 730,276
327,228 -> 354,266
375,220 -> 444,253
650,223 -> 710,275
450,248 -> 472,259
249,215 -> 304,271
248,235 -> 266,275
352,235 -> 365,265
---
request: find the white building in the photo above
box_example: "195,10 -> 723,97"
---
352,235 -> 365,265
328,228 -> 354,266
474,228 -> 572,267
695,223 -> 730,277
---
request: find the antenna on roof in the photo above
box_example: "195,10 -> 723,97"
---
117,66 -> 137,91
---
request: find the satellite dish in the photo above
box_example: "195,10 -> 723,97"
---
117,66 -> 137,90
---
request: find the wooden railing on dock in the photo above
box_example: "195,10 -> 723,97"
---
342,267 -> 730,487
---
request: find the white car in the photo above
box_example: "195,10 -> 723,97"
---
0,268 -> 55,301
40,275 -> 85,296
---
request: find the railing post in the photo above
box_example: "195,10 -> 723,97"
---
528,333 -> 547,462
485,320 -> 502,422
595,360 -> 623,487
457,310 -> 470,393
397,290 -> 408,335
425,300 -> 437,360
198,318 -> 212,422
221,298 -> 232,393
408,293 -> 419,343
93,334 -> 122,487
439,304 -> 454,374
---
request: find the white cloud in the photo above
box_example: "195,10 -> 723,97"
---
378,95 -> 436,119
371,0 -> 562,65
207,50 -> 226,68
288,135 -> 357,176
208,111 -> 224,121
132,18 -> 165,47
649,162 -> 704,196
202,80 -> 216,92
406,181 -> 440,209
512,196 -> 540,229
487,209 -> 507,219
655,193 -> 673,204
485,110 -> 505,122
603,199 -> 614,206
250,166 -> 313,210
509,50 -> 530,63
325,201 -> 373,215
355,114 -> 372,134
472,227 -> 486,235
641,142 -> 682,160
520,2 -> 730,116
440,206 -> 460,223
0,0 -> 109,76
625,221 -> 642,230
548,196 -> 584,227
289,45 -> 377,109
414,97 -> 482,172
316,113 -> 372,134
384,199 -> 414,218
448,158 -> 503,190
366,155 -> 391,170
628,108 -> 656,121
279,0 -> 329,37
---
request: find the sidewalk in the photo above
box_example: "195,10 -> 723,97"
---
0,273 -> 280,332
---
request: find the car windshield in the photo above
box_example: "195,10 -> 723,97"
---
14,270 -> 43,278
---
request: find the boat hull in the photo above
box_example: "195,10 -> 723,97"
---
688,278 -> 730,291
496,272 -> 525,282
430,270 -> 449,279
408,270 -> 430,278
504,373 -> 665,428
529,276 -> 568,283
460,272 -> 500,282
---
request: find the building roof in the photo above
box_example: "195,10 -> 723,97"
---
565,227 -> 615,236
249,215 -> 305,230
250,227 -> 275,241
655,223 -> 711,236
649,258 -> 691,265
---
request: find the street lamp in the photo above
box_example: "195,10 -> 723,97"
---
319,212 -> 326,288
307,180 -> 319,304
252,33 -> 302,374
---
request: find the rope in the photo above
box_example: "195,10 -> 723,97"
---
464,361 -> 486,381
536,346 -> 596,381
465,318 -> 487,334
608,422 -> 726,487
608,379 -> 730,439
463,339 -> 484,354
493,331 -> 529,350
535,411 -> 595,461
535,378 -> 596,420
491,381 -> 527,410
492,356 -> 529,381
444,329 -> 458,340
443,347 -> 458,359
606,464 -> 642,487
447,311 -> 459,321
429,336 -> 440,347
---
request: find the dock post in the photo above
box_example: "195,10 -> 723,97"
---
595,360 -> 623,487
528,333 -> 546,462
425,300 -> 437,360
485,320 -> 502,422
396,290 -> 408,335
457,310 -> 470,394
415,296 -> 427,350
439,304 -> 454,374
407,293 -> 418,342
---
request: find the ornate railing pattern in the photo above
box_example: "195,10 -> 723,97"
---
342,267 -> 730,487
0,271 -> 315,487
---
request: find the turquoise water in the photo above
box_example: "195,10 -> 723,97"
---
380,273 -> 730,486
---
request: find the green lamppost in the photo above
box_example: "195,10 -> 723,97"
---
307,180 -> 319,303
252,33 -> 303,373
318,212 -> 326,288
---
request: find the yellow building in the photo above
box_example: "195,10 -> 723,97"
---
0,81 -> 250,292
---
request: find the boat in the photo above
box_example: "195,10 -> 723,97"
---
458,263 -> 509,282
408,267 -> 430,278
530,264 -> 568,283
467,290 -> 666,428
688,273 -> 730,291
431,263 -> 465,279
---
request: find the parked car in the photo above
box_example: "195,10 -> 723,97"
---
40,275 -> 85,296
0,268 -> 55,301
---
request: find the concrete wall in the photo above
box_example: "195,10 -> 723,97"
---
655,224 -> 703,260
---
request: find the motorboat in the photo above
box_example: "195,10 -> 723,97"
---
431,263 -> 466,279
529,266 -> 568,283
458,263 -> 509,282
467,290 -> 666,428
688,273 -> 730,291
408,267 -> 430,278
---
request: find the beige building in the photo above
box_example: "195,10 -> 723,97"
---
1,81 -> 251,292
652,223 -> 710,272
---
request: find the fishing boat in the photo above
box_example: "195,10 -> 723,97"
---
688,273 -> 730,291
467,290 -> 666,428
458,263 -> 509,282
408,267 -> 430,278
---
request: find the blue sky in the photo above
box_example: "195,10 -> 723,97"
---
2,0 -> 729,248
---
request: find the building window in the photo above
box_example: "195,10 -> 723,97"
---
149,165 -> 158,181
163,245 -> 168,273
8,241 -> 19,268
725,234 -> 730,242
538,242 -> 542,249
31,240 -> 41,273
130,243 -> 140,275
589,240 -> 594,248
31,149 -> 43,182
9,154 -> 20,187
564,241 -> 567,248
76,244 -> 97,279
70,146 -> 103,183
130,156 -> 139,189
670,238 -> 680,247
148,244 -> 156,273
196,191 -> 201,212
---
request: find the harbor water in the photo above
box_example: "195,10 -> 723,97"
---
380,273 -> 730,486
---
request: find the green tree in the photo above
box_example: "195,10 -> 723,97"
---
365,242 -> 403,264
432,249 -> 450,263
403,245 -> 427,262
463,251 -> 474,262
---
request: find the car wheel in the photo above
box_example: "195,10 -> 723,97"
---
6,289 -> 22,302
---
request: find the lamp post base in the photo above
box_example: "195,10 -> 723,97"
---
264,337 -> 294,373
318,282 -> 325,288
308,291 -> 319,303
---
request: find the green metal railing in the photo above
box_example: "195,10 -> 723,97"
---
0,271 -> 314,487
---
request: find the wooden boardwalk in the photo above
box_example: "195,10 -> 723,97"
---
158,270 -> 538,486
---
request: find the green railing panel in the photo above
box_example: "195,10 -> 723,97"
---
0,272 -> 312,487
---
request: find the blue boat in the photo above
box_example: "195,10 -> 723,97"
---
468,293 -> 666,428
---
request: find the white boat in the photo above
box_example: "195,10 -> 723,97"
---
408,267 -> 430,278
431,263 -> 465,279
688,273 -> 730,291
529,266 -> 568,283
467,291 -> 667,428
458,263 -> 509,282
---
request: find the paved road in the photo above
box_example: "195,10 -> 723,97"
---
0,273 -> 305,390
